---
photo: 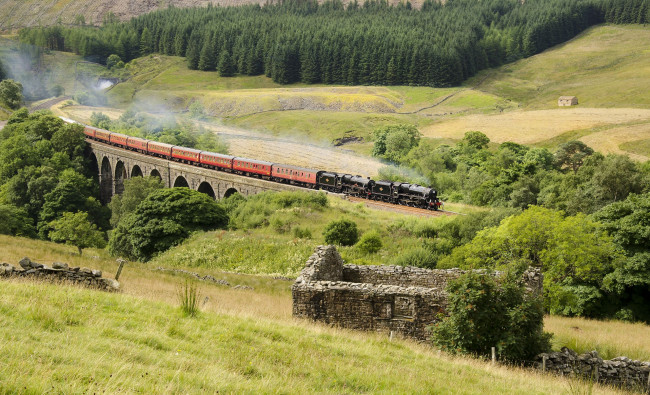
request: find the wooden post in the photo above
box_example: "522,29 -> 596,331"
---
594,365 -> 599,382
491,347 -> 496,363
115,259 -> 126,281
542,355 -> 547,372
389,331 -> 393,342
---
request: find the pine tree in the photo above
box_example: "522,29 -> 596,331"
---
246,44 -> 264,75
174,30 -> 188,57
385,56 -> 398,85
140,28 -> 152,56
198,39 -> 216,71
218,50 -> 236,77
300,48 -> 320,83
185,34 -> 201,70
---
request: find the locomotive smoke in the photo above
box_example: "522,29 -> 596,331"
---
1,45 -> 49,101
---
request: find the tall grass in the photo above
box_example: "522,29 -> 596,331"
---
177,280 -> 201,317
545,315 -> 650,361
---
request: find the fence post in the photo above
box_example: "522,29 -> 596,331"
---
491,347 -> 496,363
115,258 -> 126,281
542,355 -> 547,372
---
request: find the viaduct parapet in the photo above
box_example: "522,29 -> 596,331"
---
86,140 -> 305,203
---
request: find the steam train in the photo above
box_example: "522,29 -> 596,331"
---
62,117 -> 442,210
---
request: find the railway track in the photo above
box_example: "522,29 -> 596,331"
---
347,196 -> 459,217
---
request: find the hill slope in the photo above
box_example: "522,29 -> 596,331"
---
0,231 -> 643,393
426,25 -> 650,160
0,0 -> 426,30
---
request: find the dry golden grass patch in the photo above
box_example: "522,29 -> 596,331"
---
545,315 -> 650,361
422,108 -> 650,145
0,235 -> 292,322
580,122 -> 650,161
123,271 -> 292,321
59,105 -> 124,124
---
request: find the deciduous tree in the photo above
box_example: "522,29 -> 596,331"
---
49,211 -> 106,255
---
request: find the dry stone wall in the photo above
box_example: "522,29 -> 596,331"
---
536,348 -> 650,392
292,245 -> 542,342
0,257 -> 120,292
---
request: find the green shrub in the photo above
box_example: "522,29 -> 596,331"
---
109,188 -> 228,261
270,213 -> 293,234
292,226 -> 312,239
323,219 -> 359,246
228,191 -> 327,230
356,231 -> 383,254
0,204 -> 35,237
392,247 -> 437,269
432,271 -> 551,362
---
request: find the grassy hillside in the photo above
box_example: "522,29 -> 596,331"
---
106,55 -> 509,149
473,25 -> 650,109
0,230 -> 646,393
429,25 -> 650,160
1,280 -> 625,394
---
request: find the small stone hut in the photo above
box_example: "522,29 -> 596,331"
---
292,246 -> 542,341
558,96 -> 578,106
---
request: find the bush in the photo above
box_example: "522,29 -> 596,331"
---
270,213 -> 293,234
392,247 -> 437,269
432,271 -> 551,362
108,188 -> 228,261
292,226 -> 312,239
356,231 -> 383,254
323,219 -> 359,246
0,79 -> 23,109
0,204 -> 36,237
228,191 -> 327,230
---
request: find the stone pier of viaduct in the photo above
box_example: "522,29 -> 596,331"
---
87,140 -> 306,203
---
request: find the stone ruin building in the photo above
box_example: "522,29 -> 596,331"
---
292,245 -> 542,342
558,96 -> 579,106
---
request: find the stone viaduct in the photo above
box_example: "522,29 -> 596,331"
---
87,140 -> 305,203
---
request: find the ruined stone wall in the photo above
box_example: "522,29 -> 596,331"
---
292,280 -> 447,341
0,257 -> 120,292
292,245 -> 542,342
342,265 -> 543,294
536,348 -> 650,392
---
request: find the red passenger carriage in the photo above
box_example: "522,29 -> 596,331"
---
109,133 -> 129,147
272,164 -> 318,188
233,157 -> 272,177
200,152 -> 234,170
83,126 -> 96,139
147,141 -> 174,158
95,129 -> 111,143
126,137 -> 149,152
172,146 -> 202,163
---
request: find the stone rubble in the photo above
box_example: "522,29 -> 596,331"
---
0,257 -> 120,292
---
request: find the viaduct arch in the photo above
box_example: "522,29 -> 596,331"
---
86,140 -> 305,203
